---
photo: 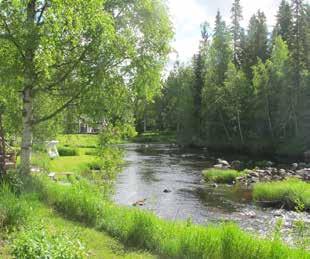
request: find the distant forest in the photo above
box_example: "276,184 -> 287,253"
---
142,0 -> 310,157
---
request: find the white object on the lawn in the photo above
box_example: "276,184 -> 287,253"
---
46,140 -> 59,159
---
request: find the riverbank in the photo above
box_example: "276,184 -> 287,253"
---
2,136 -> 309,258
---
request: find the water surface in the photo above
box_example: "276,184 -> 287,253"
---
114,143 -> 309,243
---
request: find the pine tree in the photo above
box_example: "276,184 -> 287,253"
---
192,22 -> 210,139
290,0 -> 307,87
231,0 -> 243,67
244,11 -> 269,79
273,0 -> 293,44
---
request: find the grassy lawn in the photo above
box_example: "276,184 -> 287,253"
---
203,169 -> 244,184
49,155 -> 97,173
253,179 -> 310,210
57,134 -> 99,148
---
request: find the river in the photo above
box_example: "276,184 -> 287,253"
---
114,143 -> 309,245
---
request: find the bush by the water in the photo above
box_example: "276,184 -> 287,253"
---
253,179 -> 310,210
11,225 -> 87,258
203,169 -> 243,184
58,147 -> 79,157
0,184 -> 30,229
33,176 -> 309,259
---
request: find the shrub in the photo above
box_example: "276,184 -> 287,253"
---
11,225 -> 87,259
58,147 -> 79,157
33,176 -> 309,259
0,185 -> 30,229
87,161 -> 102,170
203,169 -> 243,184
84,149 -> 98,156
253,179 -> 310,210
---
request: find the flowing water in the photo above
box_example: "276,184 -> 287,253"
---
114,143 -> 310,245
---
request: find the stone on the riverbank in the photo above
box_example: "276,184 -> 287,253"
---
217,158 -> 230,167
291,163 -> 298,170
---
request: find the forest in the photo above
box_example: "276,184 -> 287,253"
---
144,0 -> 310,157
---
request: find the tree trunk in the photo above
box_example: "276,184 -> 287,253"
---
20,89 -> 33,174
20,0 -> 36,174
237,110 -> 244,145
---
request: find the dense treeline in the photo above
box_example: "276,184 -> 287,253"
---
148,0 -> 310,156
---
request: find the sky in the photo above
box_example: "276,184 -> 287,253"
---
166,0 -> 283,66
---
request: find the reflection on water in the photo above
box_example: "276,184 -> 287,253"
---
114,143 -> 310,242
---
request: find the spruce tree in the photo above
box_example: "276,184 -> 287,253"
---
231,0 -> 243,67
273,0 -> 293,44
244,11 -> 269,79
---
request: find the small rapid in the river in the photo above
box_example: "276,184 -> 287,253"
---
114,143 -> 310,246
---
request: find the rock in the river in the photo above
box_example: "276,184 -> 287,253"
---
292,163 -> 298,170
273,209 -> 284,217
163,189 -> 171,193
243,211 -> 256,218
132,199 -> 147,206
217,158 -> 230,167
212,183 -> 218,188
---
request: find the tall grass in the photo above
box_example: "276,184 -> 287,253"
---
203,169 -> 243,184
0,184 -> 31,229
33,176 -> 309,259
253,179 -> 310,210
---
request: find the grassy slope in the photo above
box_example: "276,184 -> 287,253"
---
0,202 -> 154,259
35,177 -> 309,259
36,205 -> 155,259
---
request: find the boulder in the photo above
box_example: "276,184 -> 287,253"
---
212,183 -> 218,188
291,163 -> 298,170
217,159 -> 230,167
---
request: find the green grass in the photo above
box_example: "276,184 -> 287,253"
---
49,155 -> 97,173
253,179 -> 310,210
0,186 -> 154,259
57,134 -> 98,148
32,176 -> 309,259
203,169 -> 244,184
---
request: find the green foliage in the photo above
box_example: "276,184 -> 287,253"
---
58,147 -> 79,157
0,185 -> 30,230
11,225 -> 87,259
133,132 -> 176,143
253,179 -> 310,210
203,169 -> 243,184
33,176 -> 309,259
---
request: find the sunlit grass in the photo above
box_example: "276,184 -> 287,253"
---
203,169 -> 244,184
57,134 -> 98,148
32,176 -> 309,259
253,179 -> 310,210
